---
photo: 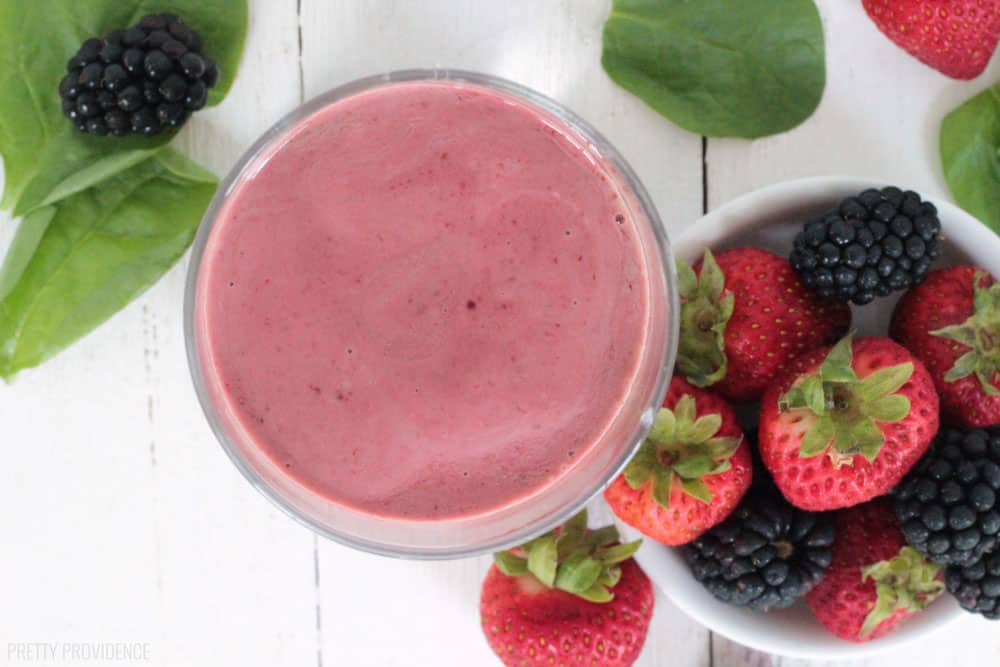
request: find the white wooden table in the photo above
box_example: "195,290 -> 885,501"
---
2,1 -> 999,665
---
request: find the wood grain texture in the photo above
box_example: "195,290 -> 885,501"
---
1,2 -> 317,665
1,0 -> 999,665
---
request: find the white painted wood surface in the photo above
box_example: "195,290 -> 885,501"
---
0,1 -> 998,665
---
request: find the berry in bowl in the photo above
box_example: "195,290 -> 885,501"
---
605,177 -> 1000,659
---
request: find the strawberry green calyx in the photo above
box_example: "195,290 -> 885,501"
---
859,546 -> 944,638
623,395 -> 742,506
779,336 -> 913,464
676,249 -> 734,387
492,510 -> 641,603
932,271 -> 1000,396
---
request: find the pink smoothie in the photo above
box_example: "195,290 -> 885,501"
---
196,80 -> 650,519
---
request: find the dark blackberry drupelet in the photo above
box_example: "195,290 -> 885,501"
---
945,551 -> 1000,619
895,426 -> 1000,567
58,13 -> 219,137
684,491 -> 835,611
790,187 -> 942,305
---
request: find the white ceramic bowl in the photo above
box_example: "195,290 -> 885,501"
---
609,176 -> 999,659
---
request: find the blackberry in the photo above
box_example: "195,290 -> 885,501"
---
117,85 -> 143,112
185,80 -> 208,110
945,551 -> 1000,619
895,426 -> 1000,566
130,108 -> 162,136
122,48 -> 145,75
58,13 -> 219,137
75,94 -> 100,118
180,52 -> 206,78
96,90 -> 117,111
85,118 -> 109,136
144,50 -> 173,80
162,39 -> 189,60
790,187 -> 942,305
159,73 -> 189,102
157,102 -> 188,128
146,30 -> 172,50
684,491 -> 835,611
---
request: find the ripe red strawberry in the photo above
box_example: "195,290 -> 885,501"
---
863,0 -> 1000,80
891,265 -> 1000,427
480,511 -> 654,667
806,499 -> 944,642
676,248 -> 851,402
759,336 -> 939,511
604,376 -> 752,545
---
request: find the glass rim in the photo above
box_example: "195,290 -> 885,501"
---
183,68 -> 679,560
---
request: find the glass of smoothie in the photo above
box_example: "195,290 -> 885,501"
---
185,70 -> 677,558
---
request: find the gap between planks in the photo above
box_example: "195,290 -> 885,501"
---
702,134 -> 716,665
296,2 -> 323,665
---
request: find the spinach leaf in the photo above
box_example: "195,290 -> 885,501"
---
940,84 -> 1000,234
601,0 -> 825,138
0,0 -> 247,214
0,207 -> 57,301
35,149 -> 160,210
0,148 -> 217,379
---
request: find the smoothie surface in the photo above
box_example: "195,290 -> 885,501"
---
197,80 -> 650,519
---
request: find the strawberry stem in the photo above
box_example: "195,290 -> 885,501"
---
933,271 -> 1000,397
492,510 -> 641,604
623,394 -> 742,507
779,336 -> 913,463
676,249 -> 734,387
859,546 -> 944,638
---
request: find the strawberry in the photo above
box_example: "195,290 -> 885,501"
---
676,248 -> 851,402
806,499 -> 944,642
759,336 -> 939,511
891,265 -> 1000,427
480,511 -> 653,667
604,376 -> 752,545
863,0 -> 1000,80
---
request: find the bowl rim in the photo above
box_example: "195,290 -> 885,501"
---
619,174 -> 980,659
182,68 -> 679,559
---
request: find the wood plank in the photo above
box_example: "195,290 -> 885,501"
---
0,2 -> 316,665
298,0 -> 704,665
146,1 -> 317,664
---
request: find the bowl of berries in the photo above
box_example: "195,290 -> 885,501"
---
603,177 -> 1000,658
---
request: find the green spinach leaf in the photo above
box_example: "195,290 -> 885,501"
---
0,207 -> 57,301
602,0 -> 825,138
941,84 -> 1000,234
0,0 -> 247,214
35,149 -> 160,210
0,148 -> 217,379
